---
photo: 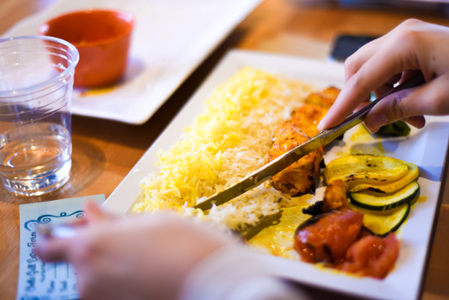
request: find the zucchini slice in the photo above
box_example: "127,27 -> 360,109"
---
349,203 -> 410,237
350,181 -> 420,211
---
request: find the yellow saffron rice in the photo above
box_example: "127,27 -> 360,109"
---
133,67 -> 314,229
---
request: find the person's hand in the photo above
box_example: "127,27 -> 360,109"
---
35,202 -> 233,300
318,19 -> 449,133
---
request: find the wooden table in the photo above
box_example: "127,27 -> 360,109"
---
1,0 -> 449,299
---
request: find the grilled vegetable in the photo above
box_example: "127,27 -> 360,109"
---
325,155 -> 409,183
346,161 -> 419,193
350,181 -> 419,211
338,233 -> 399,279
349,203 -> 410,236
377,121 -> 411,137
325,155 -> 419,193
295,209 -> 364,263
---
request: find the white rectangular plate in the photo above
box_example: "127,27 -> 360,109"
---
2,0 -> 262,124
105,49 -> 449,299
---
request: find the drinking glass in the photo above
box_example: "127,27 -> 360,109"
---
0,36 -> 79,196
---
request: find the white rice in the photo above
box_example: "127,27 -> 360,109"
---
133,67 -> 314,230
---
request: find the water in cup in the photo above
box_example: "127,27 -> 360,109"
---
0,36 -> 79,196
0,122 -> 71,196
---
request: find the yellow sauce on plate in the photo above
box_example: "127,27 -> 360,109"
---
249,205 -> 310,259
417,196 -> 427,203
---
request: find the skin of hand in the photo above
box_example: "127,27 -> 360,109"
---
35,202 -> 233,300
318,19 -> 449,132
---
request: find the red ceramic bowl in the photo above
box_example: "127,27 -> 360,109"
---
39,10 -> 134,88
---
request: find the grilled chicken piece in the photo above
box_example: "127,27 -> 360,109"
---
304,86 -> 340,109
291,104 -> 328,137
321,179 -> 348,211
302,179 -> 348,215
269,87 -> 340,197
269,121 -> 323,196
321,86 -> 341,100
294,209 -> 364,264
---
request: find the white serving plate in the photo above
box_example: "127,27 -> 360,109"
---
1,0 -> 262,124
105,49 -> 449,299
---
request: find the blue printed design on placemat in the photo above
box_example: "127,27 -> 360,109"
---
24,210 -> 85,231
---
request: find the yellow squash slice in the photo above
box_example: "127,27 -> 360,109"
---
325,155 -> 419,193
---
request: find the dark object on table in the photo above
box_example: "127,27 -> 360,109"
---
329,34 -> 378,62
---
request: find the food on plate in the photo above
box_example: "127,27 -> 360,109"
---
268,121 -> 323,196
337,233 -> 399,279
295,209 -> 364,264
299,155 -> 418,277
252,154 -> 419,279
376,120 -> 411,137
349,203 -> 411,236
295,180 -> 363,264
325,155 -> 419,193
301,178 -> 347,215
269,88 -> 339,196
320,178 -> 348,211
248,205 -> 310,259
349,181 -> 420,211
321,156 -> 419,238
293,170 -> 406,278
294,178 -> 401,279
325,155 -> 409,184
134,68 -> 316,230
291,104 -> 328,138
303,86 -> 340,109
133,66 -> 421,280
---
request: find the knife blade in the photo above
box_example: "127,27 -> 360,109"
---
194,72 -> 426,211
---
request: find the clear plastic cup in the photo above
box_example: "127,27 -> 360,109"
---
0,36 -> 79,196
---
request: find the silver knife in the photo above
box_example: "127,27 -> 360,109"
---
194,72 -> 426,211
